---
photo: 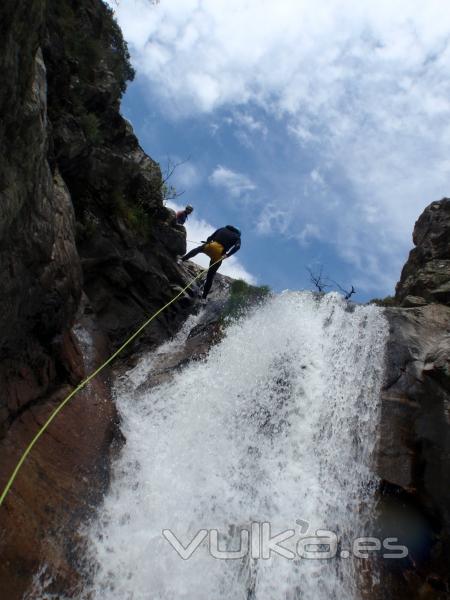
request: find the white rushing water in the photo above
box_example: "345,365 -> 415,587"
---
81,292 -> 388,600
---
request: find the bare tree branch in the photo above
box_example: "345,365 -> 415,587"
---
306,266 -> 356,299
306,266 -> 331,293
161,156 -> 190,186
344,285 -> 356,300
329,279 -> 357,300
160,156 -> 191,203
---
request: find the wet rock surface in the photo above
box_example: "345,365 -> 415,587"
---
123,264 -> 233,391
0,0 -> 197,596
377,198 -> 450,598
0,302 -> 119,599
377,304 -> 450,598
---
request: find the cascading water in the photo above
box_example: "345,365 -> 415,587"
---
81,292 -> 388,600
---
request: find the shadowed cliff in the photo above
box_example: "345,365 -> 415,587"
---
0,0 -> 196,595
376,199 -> 450,599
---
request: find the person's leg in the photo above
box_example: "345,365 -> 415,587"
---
182,245 -> 204,261
202,259 -> 222,299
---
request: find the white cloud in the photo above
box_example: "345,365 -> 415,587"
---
256,210 -> 321,248
166,201 -> 256,284
110,0 -> 450,293
171,161 -> 201,189
209,165 -> 257,198
229,111 -> 268,147
297,223 -> 322,247
233,112 -> 267,135
111,1 -> 450,119
256,206 -> 290,236
310,169 -> 326,188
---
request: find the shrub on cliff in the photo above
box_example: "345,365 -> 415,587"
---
222,280 -> 271,321
103,4 -> 135,93
49,0 -> 135,105
111,190 -> 153,237
80,113 -> 102,144
369,296 -> 397,307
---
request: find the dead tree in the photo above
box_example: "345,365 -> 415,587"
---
345,285 -> 356,300
306,266 -> 330,293
160,156 -> 190,203
329,280 -> 356,300
306,267 -> 356,300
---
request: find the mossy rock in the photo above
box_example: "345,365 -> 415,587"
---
222,280 -> 271,321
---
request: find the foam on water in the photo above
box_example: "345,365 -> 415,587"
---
81,292 -> 388,600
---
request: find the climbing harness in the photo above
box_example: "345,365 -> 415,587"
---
203,241 -> 225,262
0,258 -> 222,508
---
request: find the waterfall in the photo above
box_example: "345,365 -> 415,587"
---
81,292 -> 388,600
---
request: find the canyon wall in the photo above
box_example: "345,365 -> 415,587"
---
377,199 -> 450,599
0,1 -> 194,596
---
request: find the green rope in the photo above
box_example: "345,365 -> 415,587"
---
0,259 -> 221,507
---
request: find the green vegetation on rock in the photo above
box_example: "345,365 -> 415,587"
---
222,280 -> 271,321
50,0 -> 134,96
369,296 -> 397,307
111,190 -> 153,237
80,113 -> 102,144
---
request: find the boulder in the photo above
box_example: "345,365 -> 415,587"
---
396,199 -> 450,306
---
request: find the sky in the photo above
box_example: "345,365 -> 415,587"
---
108,0 -> 450,300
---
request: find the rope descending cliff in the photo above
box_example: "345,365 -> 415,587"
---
0,259 -> 223,508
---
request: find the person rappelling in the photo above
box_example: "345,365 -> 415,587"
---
180,225 -> 241,299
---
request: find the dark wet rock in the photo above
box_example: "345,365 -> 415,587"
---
380,200 -> 450,600
377,304 -> 450,598
0,300 -> 119,599
396,199 -> 450,306
0,0 -> 197,596
133,266 -> 233,391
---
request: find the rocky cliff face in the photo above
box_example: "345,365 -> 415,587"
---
0,0 -> 194,596
376,199 -> 450,599
42,0 -> 190,348
396,199 -> 450,307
